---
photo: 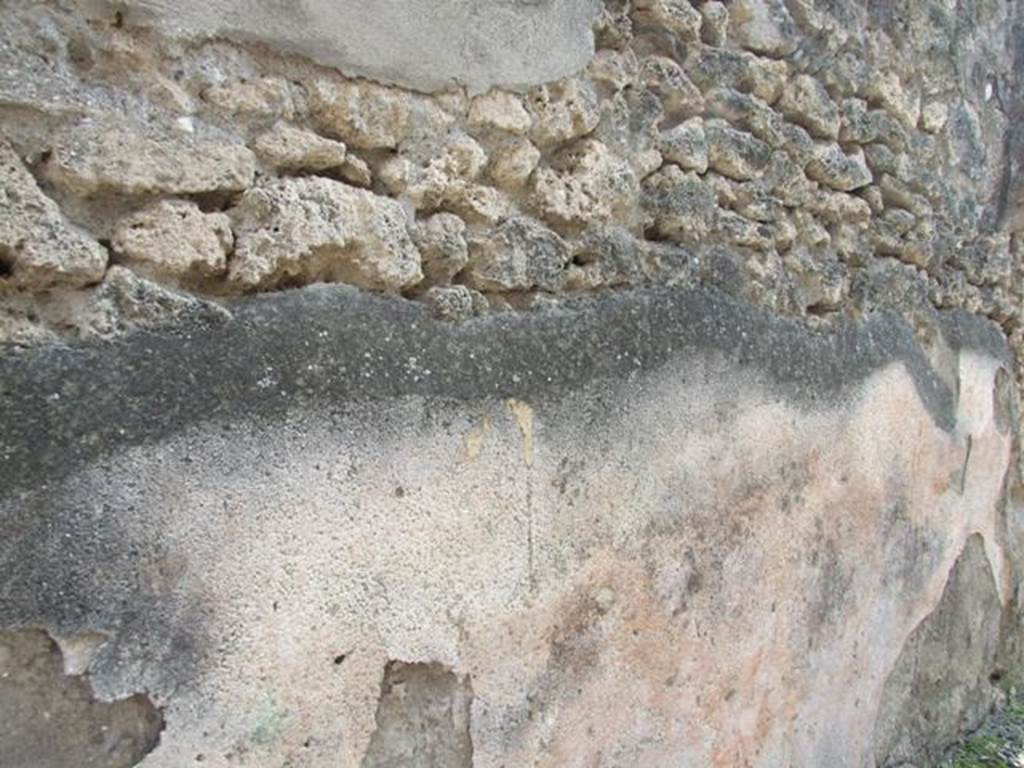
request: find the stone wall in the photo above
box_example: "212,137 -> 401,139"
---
1,1 -> 1023,766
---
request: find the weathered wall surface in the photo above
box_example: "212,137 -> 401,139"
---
1,0 -> 1023,766
74,0 -> 602,93
1,288 -> 1021,767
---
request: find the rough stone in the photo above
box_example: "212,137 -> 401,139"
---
638,56 -> 705,118
728,0 -> 799,57
593,2 -> 634,50
228,177 -> 422,291
468,90 -> 532,135
339,155 -> 373,188
201,76 -> 295,119
806,189 -> 873,225
632,0 -> 702,41
568,224 -> 647,288
487,137 -> 542,190
777,74 -> 841,140
838,98 -> 877,145
806,143 -> 873,191
463,216 -> 570,291
587,49 -> 640,92
251,124 -> 348,173
657,117 -> 709,173
641,164 -> 718,241
526,78 -> 601,148
308,78 -> 449,150
412,212 -> 469,285
77,265 -> 232,338
380,134 -> 510,224
920,101 -> 949,134
420,285 -> 487,322
862,70 -> 921,131
111,200 -> 232,283
784,246 -> 849,311
592,85 -> 665,179
699,1 -> 730,47
683,47 -> 788,105
705,121 -> 772,180
531,139 -> 639,234
0,140 -> 107,291
705,86 -> 787,147
44,122 -> 256,199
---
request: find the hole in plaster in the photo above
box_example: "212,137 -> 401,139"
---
0,629 -> 164,768
361,661 -> 474,768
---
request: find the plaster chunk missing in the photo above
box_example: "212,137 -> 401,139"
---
361,661 -> 473,768
0,629 -> 163,768
873,534 -> 1006,766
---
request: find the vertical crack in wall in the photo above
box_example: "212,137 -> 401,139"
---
361,661 -> 474,768
0,629 -> 164,768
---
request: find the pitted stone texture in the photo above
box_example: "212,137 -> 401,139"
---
468,91 -> 532,136
463,216 -> 570,292
632,0 -> 702,41
700,2 -> 730,46
421,285 -> 487,322
380,133 -> 505,226
806,143 -> 873,192
641,165 -> 718,241
526,78 -> 601,148
638,56 -> 705,119
309,78 -> 450,150
0,140 -> 107,291
251,125 -> 348,173
657,117 -> 709,173
78,265 -> 232,339
705,87 -> 787,148
112,200 -> 232,283
201,77 -> 296,119
683,47 -> 789,103
531,139 -> 639,235
413,213 -> 469,285
727,0 -> 799,57
488,137 -> 542,189
705,121 -> 772,180
44,122 -> 256,199
777,74 -> 841,140
228,178 -> 422,292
